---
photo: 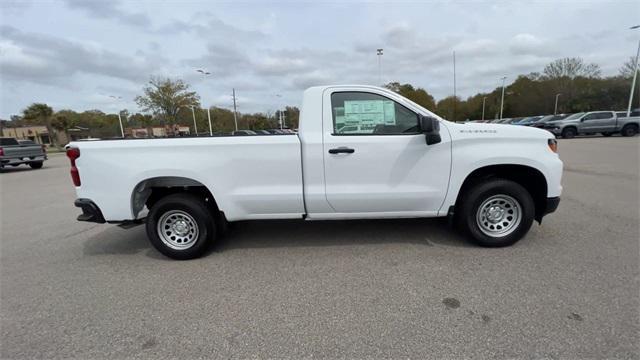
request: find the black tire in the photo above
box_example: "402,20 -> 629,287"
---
561,127 -> 577,139
621,124 -> 638,137
146,193 -> 216,260
457,179 -> 535,247
29,161 -> 43,169
601,132 -> 612,137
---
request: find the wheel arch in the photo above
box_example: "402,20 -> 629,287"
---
454,164 -> 549,223
131,176 -> 221,220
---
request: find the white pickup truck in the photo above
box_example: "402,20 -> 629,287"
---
67,85 -> 563,259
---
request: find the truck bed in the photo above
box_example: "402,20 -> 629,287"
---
71,135 -> 305,221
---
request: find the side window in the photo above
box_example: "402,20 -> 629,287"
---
583,113 -> 597,121
331,92 -> 419,135
598,112 -> 613,119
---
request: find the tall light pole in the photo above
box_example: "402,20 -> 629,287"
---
206,107 -> 212,136
190,106 -> 198,136
377,48 -> 384,85
453,51 -> 457,122
108,95 -> 125,138
117,112 -> 125,138
499,76 -> 507,119
481,96 -> 487,121
195,69 -> 213,136
274,94 -> 284,129
627,25 -> 640,117
232,88 -> 239,131
554,93 -> 562,115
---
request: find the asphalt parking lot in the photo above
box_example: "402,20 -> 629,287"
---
1,137 -> 638,359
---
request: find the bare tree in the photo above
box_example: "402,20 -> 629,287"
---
543,57 -> 602,79
619,57 -> 638,78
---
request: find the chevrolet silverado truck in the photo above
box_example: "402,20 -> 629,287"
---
67,85 -> 563,260
0,137 -> 47,170
542,111 -> 639,138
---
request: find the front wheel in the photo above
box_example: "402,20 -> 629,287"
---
561,127 -> 577,139
621,124 -> 638,137
146,193 -> 216,260
457,179 -> 535,247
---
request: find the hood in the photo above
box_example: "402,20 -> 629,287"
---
547,118 -> 579,125
444,121 -> 553,141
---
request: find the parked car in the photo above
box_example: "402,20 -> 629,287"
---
0,137 -> 47,170
514,116 -> 544,126
67,85 -> 563,260
542,111 -> 640,138
531,114 -> 571,128
231,130 -> 258,136
265,129 -> 286,134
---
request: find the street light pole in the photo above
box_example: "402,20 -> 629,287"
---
195,69 -> 213,136
554,93 -> 562,115
377,48 -> 384,85
482,96 -> 487,121
499,76 -> 507,120
232,88 -> 238,131
108,95 -> 125,138
117,112 -> 124,138
453,51 -> 457,122
190,106 -> 198,136
627,25 -> 640,117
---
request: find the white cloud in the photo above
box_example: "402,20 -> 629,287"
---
0,0 -> 638,117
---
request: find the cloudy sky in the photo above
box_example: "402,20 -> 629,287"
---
0,0 -> 638,118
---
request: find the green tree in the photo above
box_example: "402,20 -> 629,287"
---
135,77 -> 200,125
384,82 -> 436,110
22,103 -> 56,147
284,106 -> 300,129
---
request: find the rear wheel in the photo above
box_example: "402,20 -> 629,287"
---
146,193 -> 216,260
621,124 -> 638,137
29,161 -> 43,169
561,127 -> 577,139
457,179 -> 535,247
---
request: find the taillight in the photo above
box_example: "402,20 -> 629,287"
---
66,147 -> 81,186
41,144 -> 46,153
548,138 -> 558,153
0,147 -> 4,156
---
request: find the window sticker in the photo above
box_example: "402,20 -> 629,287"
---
342,100 -> 396,133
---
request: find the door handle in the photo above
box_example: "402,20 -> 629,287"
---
328,147 -> 355,154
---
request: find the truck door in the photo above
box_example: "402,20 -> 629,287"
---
581,112 -> 616,133
321,88 -> 451,214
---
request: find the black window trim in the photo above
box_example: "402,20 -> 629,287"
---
329,91 -> 422,136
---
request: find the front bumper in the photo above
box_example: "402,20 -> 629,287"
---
74,198 -> 106,223
543,197 -> 560,216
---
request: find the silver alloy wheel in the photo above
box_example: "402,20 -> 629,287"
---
157,210 -> 199,250
475,194 -> 522,238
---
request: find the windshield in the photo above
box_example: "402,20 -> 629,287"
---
563,112 -> 585,120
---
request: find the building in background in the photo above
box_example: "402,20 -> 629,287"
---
1,125 -> 51,144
